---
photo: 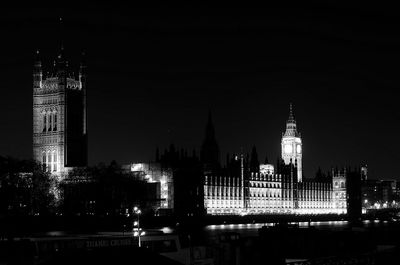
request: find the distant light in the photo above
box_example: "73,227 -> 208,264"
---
133,231 -> 139,237
161,227 -> 173,234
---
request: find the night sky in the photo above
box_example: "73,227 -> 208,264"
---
1,5 -> 400,179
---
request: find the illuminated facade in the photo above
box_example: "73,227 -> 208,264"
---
203,105 -> 347,215
129,163 -> 174,210
204,163 -> 347,215
281,104 -> 302,182
33,48 -> 87,175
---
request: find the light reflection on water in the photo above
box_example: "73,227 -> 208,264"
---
205,220 -> 350,232
42,219 -> 394,238
204,219 -> 395,237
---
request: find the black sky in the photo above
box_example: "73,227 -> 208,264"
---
1,5 -> 400,179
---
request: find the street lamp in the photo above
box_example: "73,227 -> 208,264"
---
133,206 -> 145,247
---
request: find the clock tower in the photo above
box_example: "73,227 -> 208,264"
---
281,104 -> 302,181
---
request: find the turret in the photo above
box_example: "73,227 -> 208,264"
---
33,50 -> 42,90
79,51 -> 87,89
56,45 -> 67,89
249,145 -> 260,172
281,103 -> 303,182
200,111 -> 220,174
284,103 -> 300,137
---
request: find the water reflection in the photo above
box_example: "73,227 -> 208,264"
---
204,219 -> 395,236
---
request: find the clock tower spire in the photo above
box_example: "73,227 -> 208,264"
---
281,104 -> 303,181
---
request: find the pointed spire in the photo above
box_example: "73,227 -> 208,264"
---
283,103 -> 299,137
80,51 -> 87,71
33,49 -> 42,89
59,17 -> 64,53
34,49 -> 42,71
250,145 -> 260,172
288,103 -> 295,124
155,147 -> 160,162
34,49 -> 41,62
264,154 -> 269,164
205,110 -> 215,140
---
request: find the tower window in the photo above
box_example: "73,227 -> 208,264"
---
48,153 -> 52,172
53,152 -> 57,172
43,114 -> 47,132
48,114 -> 52,131
42,153 -> 46,171
53,113 -> 57,131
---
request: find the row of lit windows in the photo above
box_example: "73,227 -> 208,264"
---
298,192 -> 331,200
42,112 -> 58,132
250,193 -> 280,198
334,181 -> 346,188
42,151 -> 58,172
250,176 -> 281,181
206,191 -> 241,197
334,192 -> 346,199
250,182 -> 280,188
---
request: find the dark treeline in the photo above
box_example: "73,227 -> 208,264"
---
0,156 -> 56,217
0,156 -> 150,219
61,161 -> 151,217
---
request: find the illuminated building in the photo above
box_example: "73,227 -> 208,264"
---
128,163 -> 174,211
33,48 -> 87,175
281,104 -> 302,182
260,164 -> 274,175
203,105 -> 347,215
204,164 -> 347,215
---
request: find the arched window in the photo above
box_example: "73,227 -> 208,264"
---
42,153 -> 47,171
53,113 -> 57,131
48,113 -> 52,131
47,152 -> 52,172
43,114 -> 47,132
53,151 -> 57,172
340,182 -> 345,188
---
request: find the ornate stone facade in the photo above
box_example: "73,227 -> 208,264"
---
33,48 -> 87,175
203,105 -> 347,215
204,165 -> 347,215
281,104 -> 303,182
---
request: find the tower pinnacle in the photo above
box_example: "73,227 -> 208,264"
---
288,103 -> 295,123
284,103 -> 299,137
281,103 -> 302,181
201,111 -> 220,174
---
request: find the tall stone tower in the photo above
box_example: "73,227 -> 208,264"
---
200,112 -> 220,174
281,104 -> 302,181
33,48 -> 87,175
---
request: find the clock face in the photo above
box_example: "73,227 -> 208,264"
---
284,144 -> 292,154
297,145 -> 302,154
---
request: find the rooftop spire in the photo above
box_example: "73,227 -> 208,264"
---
205,110 -> 215,140
284,103 -> 299,137
288,103 -> 295,124
34,49 -> 41,65
57,17 -> 65,61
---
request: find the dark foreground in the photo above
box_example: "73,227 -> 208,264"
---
1,213 -> 400,265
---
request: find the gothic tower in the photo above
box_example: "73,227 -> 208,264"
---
281,104 -> 302,181
200,112 -> 220,174
33,48 -> 87,175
